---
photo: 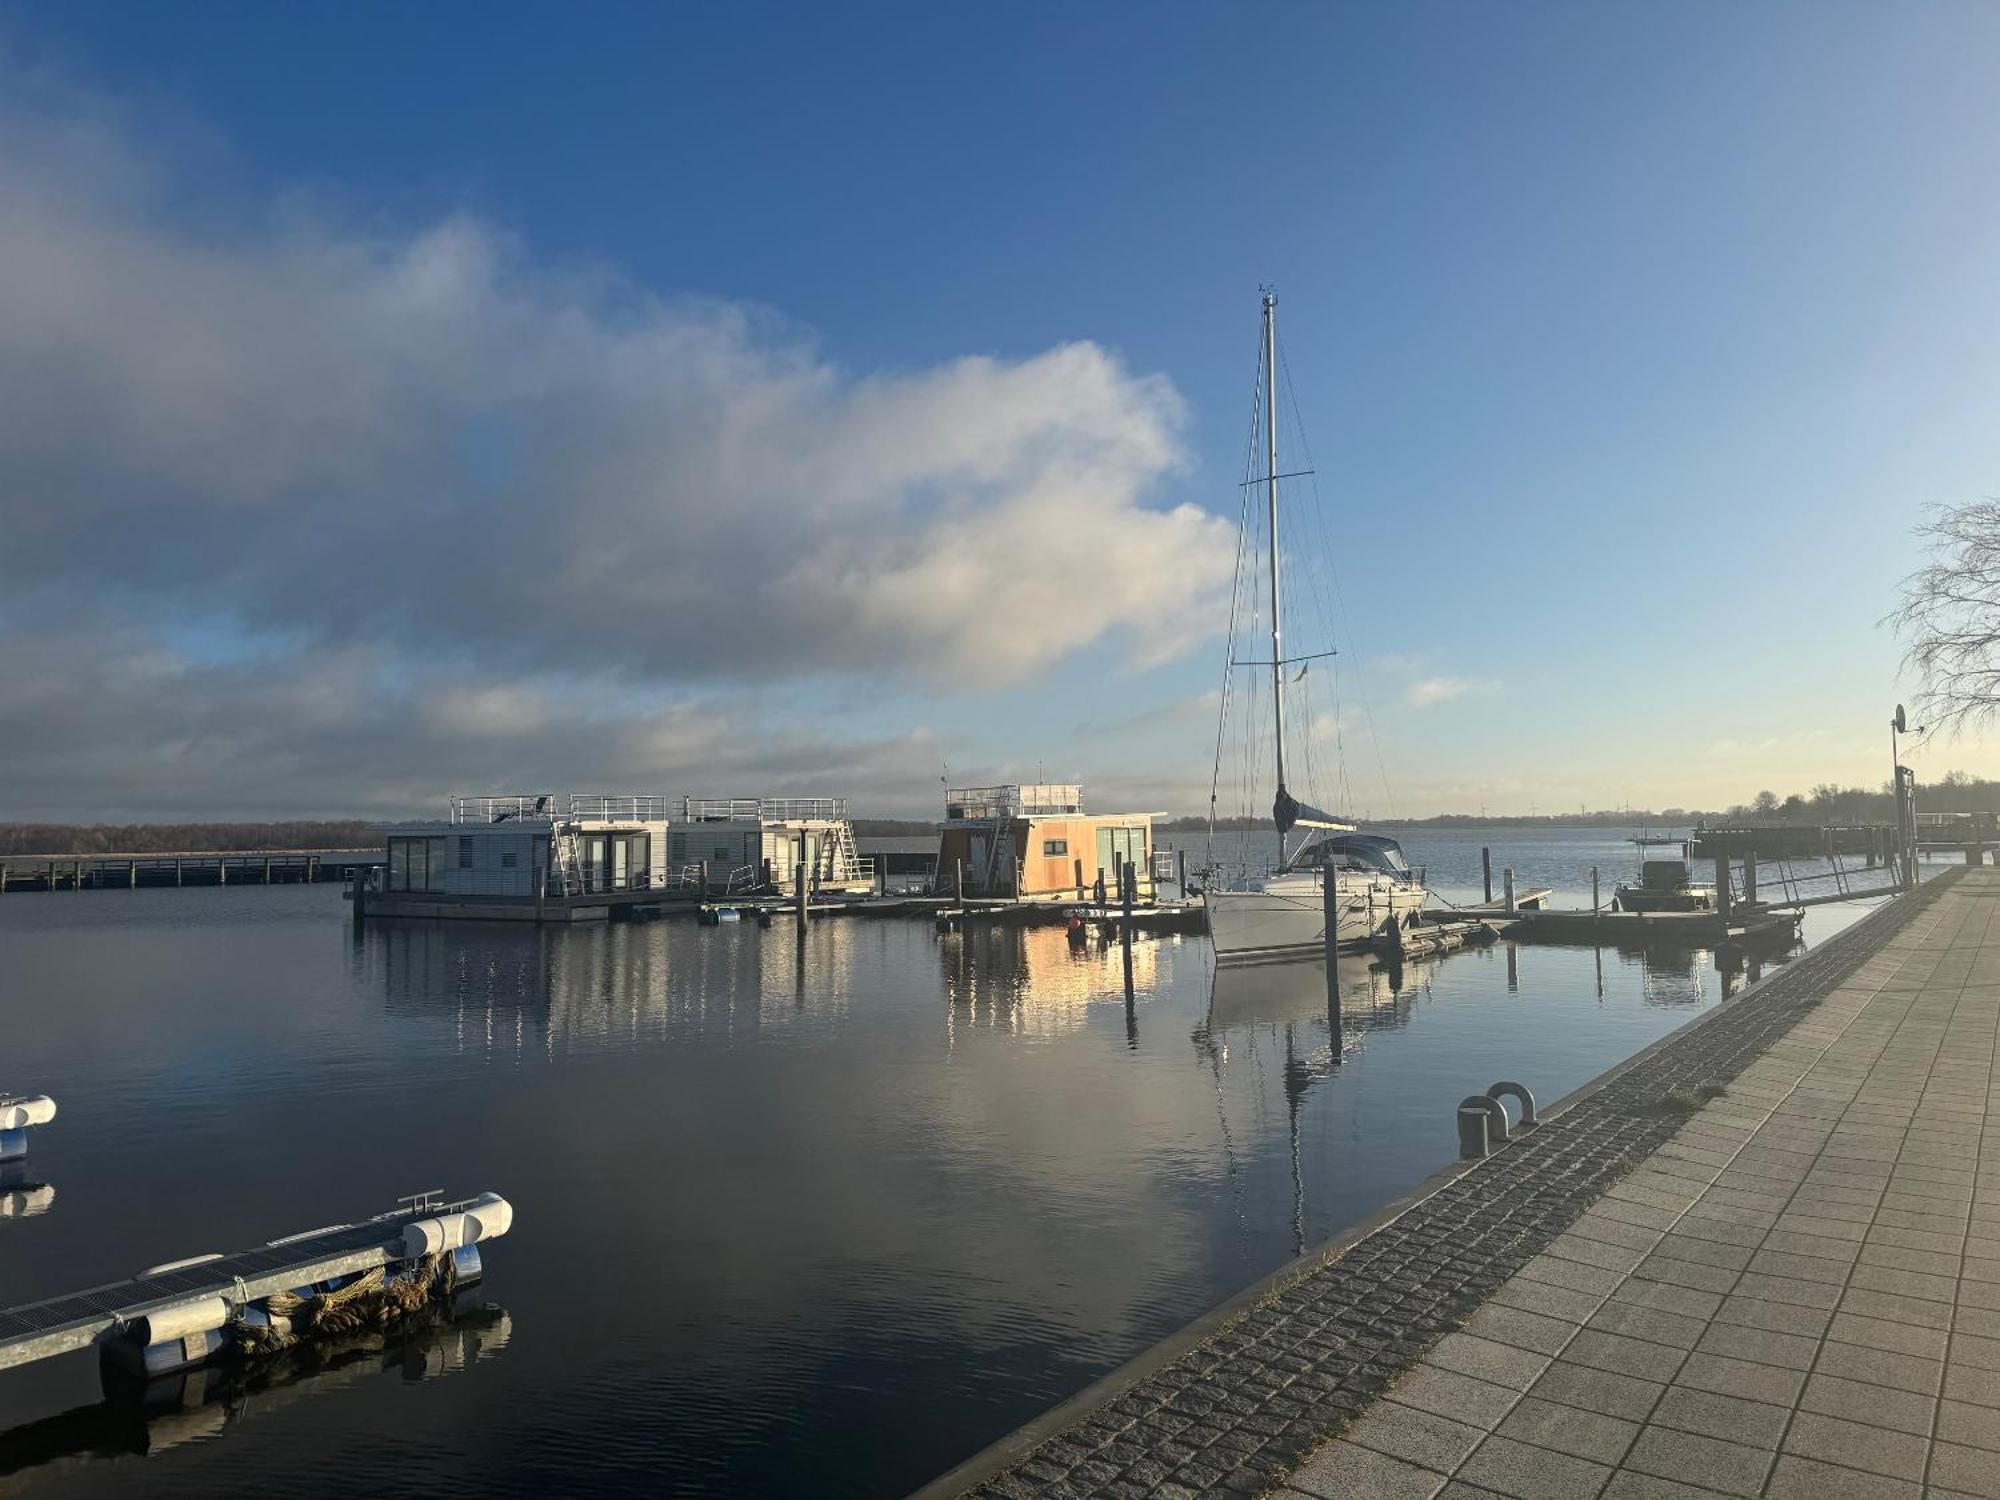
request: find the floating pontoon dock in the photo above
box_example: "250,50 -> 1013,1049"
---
0,1193 -> 509,1374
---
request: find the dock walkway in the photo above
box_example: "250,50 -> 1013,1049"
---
0,1203 -> 463,1372
929,870 -> 1985,1500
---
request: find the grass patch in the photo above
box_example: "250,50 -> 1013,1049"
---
1638,1082 -> 1729,1117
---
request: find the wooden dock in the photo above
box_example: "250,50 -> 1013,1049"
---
0,849 -> 378,892
0,1197 -> 490,1373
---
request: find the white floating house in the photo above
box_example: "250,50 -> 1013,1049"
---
369,792 -> 869,920
671,797 -> 874,896
0,1094 -> 55,1163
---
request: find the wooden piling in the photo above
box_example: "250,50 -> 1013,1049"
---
1323,869 -> 1343,1052
1744,853 -> 1758,905
1120,859 -> 1135,997
1503,867 -> 1517,914
1176,847 -> 1188,898
175,858 -> 183,887
217,857 -> 227,887
1591,866 -> 1599,915
796,834 -> 810,929
1714,857 -> 1731,923
264,856 -> 272,884
955,858 -> 965,906
128,859 -> 137,889
1482,847 -> 1493,904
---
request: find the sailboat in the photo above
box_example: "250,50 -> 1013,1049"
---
1203,292 -> 1429,961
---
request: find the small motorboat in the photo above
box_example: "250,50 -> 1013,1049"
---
1615,845 -> 1715,913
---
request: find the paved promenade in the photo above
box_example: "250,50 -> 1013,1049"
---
1284,868 -> 2000,1499
946,871 -> 1982,1500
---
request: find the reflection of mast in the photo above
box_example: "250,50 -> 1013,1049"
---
1284,1025 -> 1307,1255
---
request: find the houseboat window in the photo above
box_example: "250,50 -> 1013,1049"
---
500,852 -> 517,869
387,835 -> 447,893
1043,839 -> 1068,857
1094,826 -> 1148,878
457,835 -> 473,869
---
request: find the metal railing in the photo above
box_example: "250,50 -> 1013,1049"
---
568,795 -> 673,821
449,794 -> 558,825
944,784 -> 1084,820
680,796 -> 849,823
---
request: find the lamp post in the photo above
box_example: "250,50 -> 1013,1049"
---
1890,704 -> 1925,888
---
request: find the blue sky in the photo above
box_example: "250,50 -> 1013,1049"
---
1,1 -> 1996,820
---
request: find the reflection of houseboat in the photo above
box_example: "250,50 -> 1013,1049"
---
1614,845 -> 1715,913
368,792 -> 867,921
934,784 -> 1157,901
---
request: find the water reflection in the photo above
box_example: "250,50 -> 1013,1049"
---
1196,953 -> 1436,1253
0,1303 -> 509,1484
0,1162 -> 53,1220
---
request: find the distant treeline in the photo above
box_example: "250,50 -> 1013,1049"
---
0,822 -> 377,856
1163,771 -> 2000,830
11,773 -> 1997,853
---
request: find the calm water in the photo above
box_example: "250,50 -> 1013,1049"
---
0,828 -> 1903,1496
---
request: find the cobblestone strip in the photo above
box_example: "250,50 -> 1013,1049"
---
959,876 -> 1961,1500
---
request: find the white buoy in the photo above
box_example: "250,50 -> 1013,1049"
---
0,1095 -> 56,1164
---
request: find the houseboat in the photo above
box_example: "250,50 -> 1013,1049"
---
366,792 -> 868,920
934,784 -> 1158,901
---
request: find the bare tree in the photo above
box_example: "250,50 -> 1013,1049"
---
1894,502 -> 2000,733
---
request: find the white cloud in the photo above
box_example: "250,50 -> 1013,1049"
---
0,73 -> 1233,694
1403,676 -> 1497,707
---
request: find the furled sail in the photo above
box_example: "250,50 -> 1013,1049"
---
1273,787 -> 1349,835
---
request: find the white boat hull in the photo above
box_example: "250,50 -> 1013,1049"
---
1205,874 -> 1427,961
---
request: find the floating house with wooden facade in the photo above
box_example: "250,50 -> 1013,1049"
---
934,784 -> 1158,901
365,793 -> 869,921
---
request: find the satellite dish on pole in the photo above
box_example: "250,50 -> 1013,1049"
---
1893,704 -> 1907,734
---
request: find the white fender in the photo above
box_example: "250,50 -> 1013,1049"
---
0,1096 -> 55,1131
132,1296 -> 230,1346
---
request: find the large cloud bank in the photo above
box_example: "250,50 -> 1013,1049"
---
0,77 -> 1232,816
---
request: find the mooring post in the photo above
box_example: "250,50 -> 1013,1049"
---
175,857 -> 183,887
1322,868 -> 1343,1052
697,859 -> 709,898
1591,865 -> 1600,914
876,853 -> 887,896
1714,857 -> 1731,923
129,859 -> 137,889
1503,867 -> 1517,914
1744,852 -> 1758,905
1482,846 -> 1493,904
954,857 -> 965,906
45,860 -> 54,893
217,857 -> 227,887
1177,847 -> 1188,898
1073,857 -> 1085,898
76,860 -> 85,891
1121,859 -> 1136,995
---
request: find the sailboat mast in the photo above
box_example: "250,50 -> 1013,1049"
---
1263,290 -> 1287,863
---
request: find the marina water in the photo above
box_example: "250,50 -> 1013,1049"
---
0,827 -> 1900,1496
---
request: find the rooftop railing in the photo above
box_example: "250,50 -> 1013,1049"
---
944,784 -> 1085,820
449,794 -> 559,825
680,796 -> 849,823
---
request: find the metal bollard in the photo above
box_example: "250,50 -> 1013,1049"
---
1487,1080 -> 1537,1130
1458,1098 -> 1492,1159
1457,1094 -> 1509,1158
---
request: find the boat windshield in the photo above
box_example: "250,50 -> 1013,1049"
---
1286,834 -> 1413,878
